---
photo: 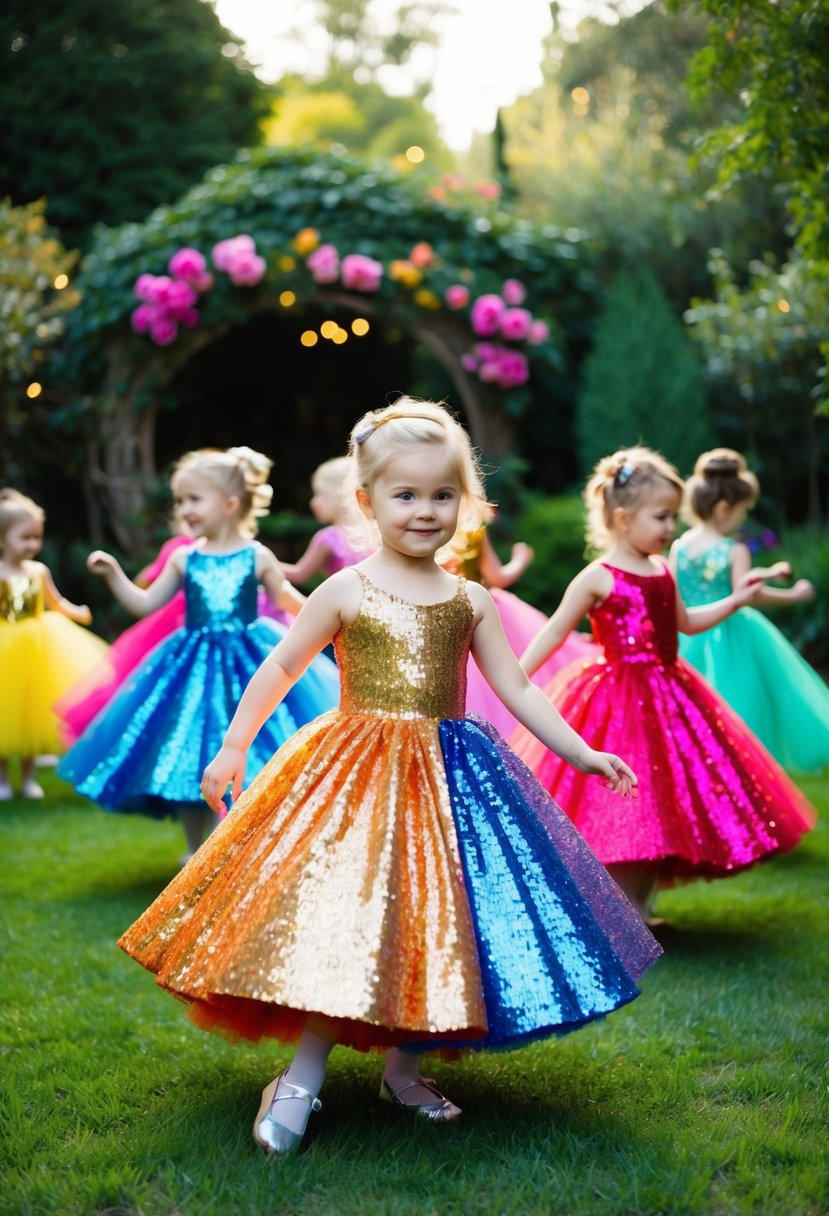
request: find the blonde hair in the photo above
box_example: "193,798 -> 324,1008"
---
0,488 -> 45,542
683,448 -> 759,524
170,446 -> 273,538
312,455 -> 352,494
584,446 -> 684,550
346,397 -> 488,554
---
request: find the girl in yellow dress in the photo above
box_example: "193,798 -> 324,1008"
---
0,489 -> 107,800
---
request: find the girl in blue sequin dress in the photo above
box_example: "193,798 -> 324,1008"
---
119,399 -> 661,1155
58,447 -> 339,857
671,448 -> 829,772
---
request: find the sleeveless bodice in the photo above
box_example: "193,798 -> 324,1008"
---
673,535 -> 733,606
0,569 -> 44,624
590,563 -> 678,665
334,572 -> 474,719
184,547 -> 258,632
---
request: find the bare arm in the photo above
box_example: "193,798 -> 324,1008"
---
469,585 -> 635,794
38,564 -> 92,625
520,563 -> 610,676
256,546 -> 306,615
730,542 -> 814,606
201,571 -> 358,813
479,533 -> 534,589
278,532 -> 333,584
86,549 -> 183,617
676,560 -> 794,634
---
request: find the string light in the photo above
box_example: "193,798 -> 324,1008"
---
332,328 -> 348,344
405,146 -> 425,164
320,320 -> 338,339
26,382 -> 42,399
300,331 -> 318,347
279,290 -> 296,307
53,274 -> 69,289
351,318 -> 370,336
777,298 -> 791,313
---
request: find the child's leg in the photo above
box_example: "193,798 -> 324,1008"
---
0,757 -> 11,799
606,862 -> 659,919
179,807 -> 221,860
381,1047 -> 462,1120
254,1015 -> 337,1150
20,757 -> 44,800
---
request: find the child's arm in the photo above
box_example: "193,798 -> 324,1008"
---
256,546 -> 306,615
479,533 -> 533,589
520,563 -> 611,676
278,532 -> 334,584
38,564 -> 92,625
87,549 -> 183,617
136,536 -> 190,588
730,541 -> 814,606
676,560 -> 793,634
201,571 -> 357,813
469,584 -> 635,795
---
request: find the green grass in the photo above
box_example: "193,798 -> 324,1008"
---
1,771 -> 827,1216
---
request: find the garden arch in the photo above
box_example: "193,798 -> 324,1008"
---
61,147 -> 593,552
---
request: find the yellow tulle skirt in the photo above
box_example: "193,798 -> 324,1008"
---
0,614 -> 108,757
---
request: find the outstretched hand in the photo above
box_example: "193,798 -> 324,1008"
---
733,560 -> 791,606
86,550 -> 120,578
201,745 -> 247,816
584,750 -> 638,797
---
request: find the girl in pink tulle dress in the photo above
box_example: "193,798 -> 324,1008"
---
510,446 -> 815,918
446,519 -> 597,738
278,455 -> 373,586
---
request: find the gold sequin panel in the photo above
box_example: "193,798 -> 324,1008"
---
0,572 -> 44,624
119,710 -> 488,1049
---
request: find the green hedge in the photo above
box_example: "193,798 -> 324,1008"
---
511,494 -> 590,617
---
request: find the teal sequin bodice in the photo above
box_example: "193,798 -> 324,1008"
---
673,536 -> 733,607
184,547 -> 258,632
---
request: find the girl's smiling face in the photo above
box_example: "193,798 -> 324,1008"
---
173,474 -> 238,540
623,480 -> 681,556
358,447 -> 462,559
2,514 -> 44,563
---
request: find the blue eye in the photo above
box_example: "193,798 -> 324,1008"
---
397,491 -> 414,501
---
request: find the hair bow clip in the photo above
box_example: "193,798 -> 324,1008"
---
354,416 -> 380,445
615,463 -> 637,487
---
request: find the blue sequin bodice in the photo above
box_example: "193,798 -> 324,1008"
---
673,536 -> 733,607
184,547 -> 259,632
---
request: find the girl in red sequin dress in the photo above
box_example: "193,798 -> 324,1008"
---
511,446 -> 815,919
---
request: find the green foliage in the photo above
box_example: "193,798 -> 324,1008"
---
1,775 -> 827,1214
676,0 -> 829,261
768,525 -> 829,670
512,494 -> 589,614
0,0 -> 268,248
576,268 -> 712,477
684,251 -> 829,519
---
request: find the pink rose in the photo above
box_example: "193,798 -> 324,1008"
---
341,253 -> 383,292
307,243 -> 341,284
226,251 -> 267,287
162,280 -> 198,320
445,284 -> 470,310
470,293 -> 505,336
500,307 -> 532,341
149,276 -> 175,307
473,342 -> 499,363
494,350 -> 529,388
478,359 -> 502,384
149,317 -> 178,346
212,235 -> 256,272
527,319 -> 550,345
191,271 -> 214,293
474,181 -> 502,200
130,304 -> 160,334
502,279 -> 527,306
169,247 -> 207,284
460,352 -> 479,372
180,307 -> 200,329
134,273 -> 160,302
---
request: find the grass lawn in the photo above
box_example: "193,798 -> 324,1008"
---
1,770 -> 827,1216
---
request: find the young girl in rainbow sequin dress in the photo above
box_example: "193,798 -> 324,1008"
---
118,399 -> 661,1155
671,448 -> 829,772
0,489 -> 107,800
58,447 -> 339,859
511,446 -> 815,920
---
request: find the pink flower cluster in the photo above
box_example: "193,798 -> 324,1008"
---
305,244 -> 383,292
448,280 -> 550,390
131,236 -> 268,345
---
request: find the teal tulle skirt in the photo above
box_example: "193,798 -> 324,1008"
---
679,606 -> 829,773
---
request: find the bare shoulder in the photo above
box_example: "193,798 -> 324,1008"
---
465,579 -> 496,622
311,566 -> 364,626
253,541 -> 280,574
571,559 -> 613,601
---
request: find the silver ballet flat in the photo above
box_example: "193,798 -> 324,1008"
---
379,1075 -> 462,1121
253,1071 -> 322,1154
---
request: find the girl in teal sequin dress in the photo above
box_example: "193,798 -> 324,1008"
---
58,447 -> 339,858
671,448 -> 829,773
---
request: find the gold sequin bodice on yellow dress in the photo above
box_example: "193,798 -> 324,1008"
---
0,565 -> 107,758
119,569 -> 660,1055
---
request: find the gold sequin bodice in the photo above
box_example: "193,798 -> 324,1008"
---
0,569 -> 44,624
334,571 -> 474,720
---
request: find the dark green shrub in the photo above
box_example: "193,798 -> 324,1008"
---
510,494 -> 590,617
766,525 -> 829,673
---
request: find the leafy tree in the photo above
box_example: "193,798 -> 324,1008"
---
0,0 -> 268,248
576,267 -> 711,478
0,198 -> 80,480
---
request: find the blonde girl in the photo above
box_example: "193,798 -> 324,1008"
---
58,447 -> 339,858
671,447 -> 829,771
118,399 -> 661,1155
512,446 -> 815,920
0,489 -> 106,799
279,455 -> 372,585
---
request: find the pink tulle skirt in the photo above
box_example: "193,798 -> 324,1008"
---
465,588 -> 598,738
